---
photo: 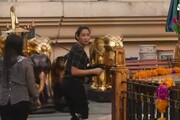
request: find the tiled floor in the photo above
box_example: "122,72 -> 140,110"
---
28,100 -> 111,120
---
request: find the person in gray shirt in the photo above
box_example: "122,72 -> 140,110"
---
0,34 -> 41,120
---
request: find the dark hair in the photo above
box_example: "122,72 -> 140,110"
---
2,34 -> 23,86
75,25 -> 91,41
56,56 -> 65,63
3,34 -> 23,68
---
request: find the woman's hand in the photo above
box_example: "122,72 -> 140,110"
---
37,72 -> 46,93
93,68 -> 103,75
34,98 -> 41,109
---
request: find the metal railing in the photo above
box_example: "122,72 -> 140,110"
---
120,79 -> 180,120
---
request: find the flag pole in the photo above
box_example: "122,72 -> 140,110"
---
177,3 -> 180,42
174,3 -> 180,61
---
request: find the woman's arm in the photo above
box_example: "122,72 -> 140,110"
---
71,66 -> 102,77
37,71 -> 46,93
26,58 -> 41,108
26,58 -> 39,100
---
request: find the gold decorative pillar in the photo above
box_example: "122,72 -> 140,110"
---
105,34 -> 130,120
0,35 -> 6,58
173,34 -> 180,67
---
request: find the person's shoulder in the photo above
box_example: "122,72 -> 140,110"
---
17,56 -> 26,62
19,56 -> 34,65
71,43 -> 83,53
71,43 -> 79,49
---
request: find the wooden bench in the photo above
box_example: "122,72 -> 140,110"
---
126,59 -> 172,75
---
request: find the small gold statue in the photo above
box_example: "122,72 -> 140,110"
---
10,5 -> 19,29
173,41 -> 180,67
174,41 -> 180,60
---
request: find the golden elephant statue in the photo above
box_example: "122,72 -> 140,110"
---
0,34 -> 7,58
89,35 -> 125,91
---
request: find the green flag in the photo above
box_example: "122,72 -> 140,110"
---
166,0 -> 180,33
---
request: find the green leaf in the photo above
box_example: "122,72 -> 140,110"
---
172,24 -> 180,34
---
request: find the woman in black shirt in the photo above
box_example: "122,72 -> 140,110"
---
61,26 -> 103,120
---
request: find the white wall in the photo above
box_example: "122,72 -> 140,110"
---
0,0 -> 170,17
124,42 -> 176,58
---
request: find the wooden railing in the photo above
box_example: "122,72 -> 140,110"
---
126,59 -> 172,75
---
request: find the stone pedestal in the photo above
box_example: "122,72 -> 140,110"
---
87,88 -> 112,102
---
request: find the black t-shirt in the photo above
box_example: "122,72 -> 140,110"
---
64,43 -> 89,82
